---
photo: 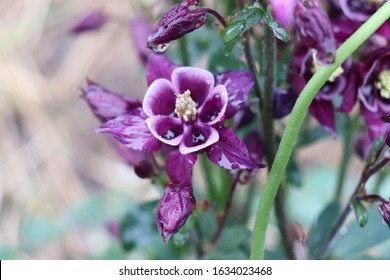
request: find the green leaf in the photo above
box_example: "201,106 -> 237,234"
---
308,201 -> 341,258
352,199 -> 369,227
261,8 -> 290,42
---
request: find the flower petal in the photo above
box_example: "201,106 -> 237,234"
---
360,105 -> 387,140
95,109 -> 162,152
146,116 -> 184,146
146,54 -> 179,86
179,123 -> 219,154
309,99 -> 336,136
273,87 -> 297,119
206,127 -> 266,170
82,80 -> 141,122
143,79 -> 176,117
214,70 -> 255,119
198,85 -> 228,125
172,67 -> 214,106
166,150 -> 197,184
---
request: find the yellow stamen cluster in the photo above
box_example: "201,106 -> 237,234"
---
375,70 -> 390,99
174,90 -> 197,122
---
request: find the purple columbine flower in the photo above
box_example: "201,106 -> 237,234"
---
71,10 -> 108,34
146,0 -> 208,52
341,47 -> 390,139
156,182 -> 196,242
293,0 -> 337,65
338,0 -> 386,22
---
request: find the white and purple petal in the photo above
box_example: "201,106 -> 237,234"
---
197,84 -> 228,125
172,67 -> 214,106
206,127 -> 265,170
179,123 -> 219,154
95,109 -> 162,152
214,70 -> 255,119
146,116 -> 184,146
166,150 -> 197,184
143,79 -> 176,117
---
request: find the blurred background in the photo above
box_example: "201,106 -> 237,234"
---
0,0 -> 389,260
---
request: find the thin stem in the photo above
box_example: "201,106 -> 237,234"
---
250,1 -> 390,260
202,8 -> 227,27
210,171 -> 242,244
243,31 -> 262,104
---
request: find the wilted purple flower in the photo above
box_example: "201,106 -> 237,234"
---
71,10 -> 108,34
97,54 -> 264,171
293,0 -> 336,65
270,0 -> 296,29
146,0 -> 208,52
156,182 -> 196,242
288,43 -> 350,134
342,47 -> 390,139
273,87 -> 297,119
338,0 -> 385,22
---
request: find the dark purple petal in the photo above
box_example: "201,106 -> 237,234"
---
129,16 -> 154,65
360,105 -> 387,140
71,10 -> 107,34
354,133 -> 372,160
166,150 -> 197,184
198,85 -> 228,125
179,123 -> 219,154
338,68 -> 359,112
382,113 -> 390,123
81,80 -> 141,122
172,67 -> 214,107
214,70 -> 255,119
146,54 -> 179,86
146,2 -> 207,51
146,116 -> 184,146
273,87 -> 297,119
378,200 -> 390,227
294,0 -> 336,65
232,105 -> 256,129
206,127 -> 266,170
95,109 -> 162,152
156,183 -> 196,242
143,79 -> 176,117
308,99 -> 336,136
339,0 -> 384,22
243,131 -> 264,165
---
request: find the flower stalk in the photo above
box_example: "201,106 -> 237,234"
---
250,1 -> 390,260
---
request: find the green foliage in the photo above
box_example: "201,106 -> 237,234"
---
352,199 -> 369,227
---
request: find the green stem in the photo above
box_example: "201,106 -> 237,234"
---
250,1 -> 390,260
178,36 -> 190,66
200,154 -> 218,203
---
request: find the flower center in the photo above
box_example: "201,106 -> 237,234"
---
310,55 -> 344,82
174,90 -> 197,122
375,70 -> 390,99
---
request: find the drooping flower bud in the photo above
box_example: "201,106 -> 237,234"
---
146,0 -> 208,52
378,200 -> 390,227
156,183 -> 196,243
294,0 -> 336,65
71,10 -> 108,34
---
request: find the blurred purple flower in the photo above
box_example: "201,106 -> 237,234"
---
156,182 -> 196,242
338,0 -> 385,22
270,0 -> 296,29
146,0 -> 208,52
293,0 -> 336,65
273,87 -> 297,119
97,55 -> 264,170
355,133 -> 372,160
71,10 -> 108,34
378,200 -> 390,227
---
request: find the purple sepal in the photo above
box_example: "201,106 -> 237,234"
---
146,54 -> 179,86
71,10 -> 107,34
294,0 -> 336,65
81,80 -> 141,122
95,108 -> 162,152
273,87 -> 297,119
309,99 -> 336,136
156,183 -> 196,243
239,131 -> 264,183
378,201 -> 390,228
206,127 -> 266,170
146,1 -> 208,51
338,67 -> 359,112
360,106 -> 388,141
214,70 -> 255,119
166,150 -> 197,184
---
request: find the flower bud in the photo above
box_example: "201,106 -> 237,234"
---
146,1 -> 208,52
71,10 -> 107,34
378,200 -> 390,227
294,0 -> 336,65
156,183 -> 196,243
133,160 -> 155,179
